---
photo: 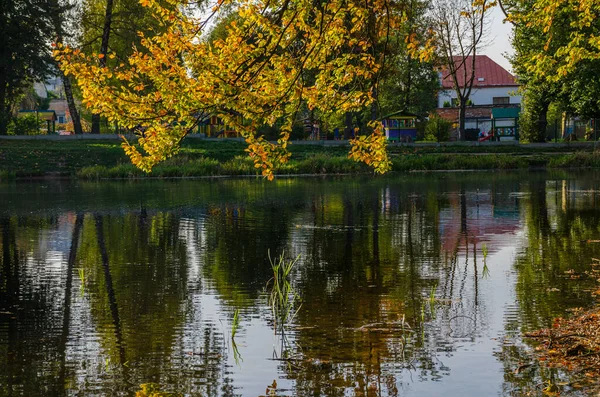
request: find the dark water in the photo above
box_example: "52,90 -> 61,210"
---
1,172 -> 600,396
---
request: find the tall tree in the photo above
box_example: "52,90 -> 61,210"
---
57,0 -> 398,177
0,0 -> 53,134
377,0 -> 438,118
89,0 -> 114,134
430,0 -> 492,140
506,0 -> 600,141
511,0 -> 600,82
78,0 -> 178,134
47,0 -> 84,134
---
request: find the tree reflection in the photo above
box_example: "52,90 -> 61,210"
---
2,174 -> 600,396
502,176 -> 600,395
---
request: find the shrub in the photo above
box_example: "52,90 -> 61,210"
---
7,115 -> 42,135
0,170 -> 16,181
57,122 -> 74,133
424,115 -> 451,142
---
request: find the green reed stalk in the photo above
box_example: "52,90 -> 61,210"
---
267,251 -> 301,333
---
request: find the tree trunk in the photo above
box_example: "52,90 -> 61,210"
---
63,75 -> 83,134
535,101 -> 550,143
355,111 -> 364,135
458,99 -> 467,141
404,56 -> 413,110
0,73 -> 8,135
344,111 -> 353,139
91,0 -> 114,134
47,0 -> 84,135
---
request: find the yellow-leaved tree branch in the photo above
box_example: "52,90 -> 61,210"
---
55,0 -> 423,179
509,0 -> 600,82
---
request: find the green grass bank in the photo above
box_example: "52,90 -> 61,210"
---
2,138 -> 600,179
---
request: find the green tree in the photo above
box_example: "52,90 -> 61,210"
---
377,0 -> 438,118
506,0 -> 600,141
0,0 -> 53,134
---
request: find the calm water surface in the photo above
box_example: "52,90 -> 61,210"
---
1,172 -> 600,396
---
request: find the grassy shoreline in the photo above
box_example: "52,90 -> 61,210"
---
2,139 -> 600,179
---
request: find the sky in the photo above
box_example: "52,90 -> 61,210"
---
481,5 -> 515,73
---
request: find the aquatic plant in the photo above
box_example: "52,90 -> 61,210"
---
267,251 -> 301,333
429,283 -> 437,305
231,339 -> 243,366
231,309 -> 240,340
482,244 -> 490,279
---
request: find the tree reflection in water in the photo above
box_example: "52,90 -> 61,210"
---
1,173 -> 600,395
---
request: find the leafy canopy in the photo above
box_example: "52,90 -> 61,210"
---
511,0 -> 600,82
55,0 -> 412,178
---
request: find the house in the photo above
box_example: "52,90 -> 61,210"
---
34,77 -> 64,99
436,55 -> 522,140
33,77 -> 72,125
48,98 -> 71,124
437,55 -> 521,108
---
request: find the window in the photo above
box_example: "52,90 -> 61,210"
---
493,97 -> 510,105
58,116 -> 65,123
451,98 -> 459,107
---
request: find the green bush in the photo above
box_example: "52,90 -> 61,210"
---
7,115 -> 42,135
0,170 -> 16,181
423,115 -> 451,142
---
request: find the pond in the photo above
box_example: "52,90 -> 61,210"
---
1,171 -> 600,396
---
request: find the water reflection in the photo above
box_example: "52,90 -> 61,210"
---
1,173 -> 600,396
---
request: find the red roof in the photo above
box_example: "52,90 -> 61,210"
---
440,55 -> 517,89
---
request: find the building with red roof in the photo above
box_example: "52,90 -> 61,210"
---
438,55 -> 521,108
436,55 -> 522,140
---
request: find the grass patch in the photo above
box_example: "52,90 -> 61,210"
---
392,154 -> 530,172
76,153 -> 367,179
548,152 -> 600,168
5,138 -> 600,179
78,157 -> 222,179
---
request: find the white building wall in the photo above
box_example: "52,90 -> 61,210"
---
438,86 -> 522,108
33,78 -> 64,99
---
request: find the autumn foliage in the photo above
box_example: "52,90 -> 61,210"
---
510,0 -> 600,81
55,0 -> 405,179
